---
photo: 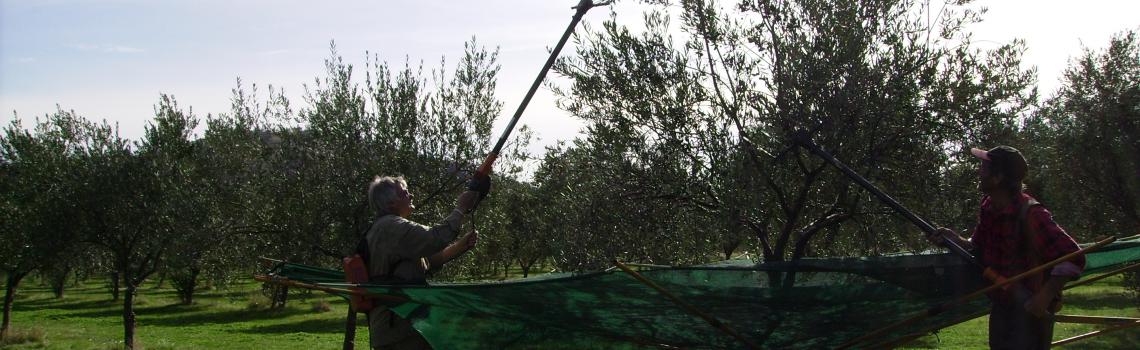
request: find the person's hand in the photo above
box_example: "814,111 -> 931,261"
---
927,227 -> 956,246
457,191 -> 479,213
461,230 -> 478,250
1024,290 -> 1054,319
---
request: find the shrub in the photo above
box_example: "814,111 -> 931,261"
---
310,300 -> 332,313
246,290 -> 272,310
0,327 -> 46,346
1124,271 -> 1140,310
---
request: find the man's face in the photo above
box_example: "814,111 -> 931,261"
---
392,186 -> 415,218
977,160 -> 1001,194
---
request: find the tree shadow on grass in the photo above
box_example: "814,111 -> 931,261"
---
63,303 -> 211,319
13,298 -> 118,312
143,307 -> 310,327
1064,292 -> 1136,312
237,317 -> 347,334
199,289 -> 257,300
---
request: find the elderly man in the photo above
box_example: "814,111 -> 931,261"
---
929,146 -> 1084,349
365,175 -> 481,349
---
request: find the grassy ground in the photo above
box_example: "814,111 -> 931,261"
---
1,278 -> 365,350
1,274 -> 1137,349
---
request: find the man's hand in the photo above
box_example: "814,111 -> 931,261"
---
428,230 -> 479,271
1023,290 -> 1053,318
927,227 -> 957,246
460,229 -> 478,251
1025,275 -> 1070,318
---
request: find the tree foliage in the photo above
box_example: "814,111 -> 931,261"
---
1034,30 -> 1140,237
0,111 -> 90,337
550,0 -> 1035,271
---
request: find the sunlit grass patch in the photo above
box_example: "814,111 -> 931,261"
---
246,290 -> 273,310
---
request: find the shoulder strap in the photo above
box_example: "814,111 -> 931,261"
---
363,215 -> 425,284
357,214 -> 398,268
1017,197 -> 1043,265
1017,198 -> 1040,227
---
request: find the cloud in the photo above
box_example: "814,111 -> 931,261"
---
15,57 -> 37,63
106,45 -> 144,53
69,43 -> 145,53
258,49 -> 291,56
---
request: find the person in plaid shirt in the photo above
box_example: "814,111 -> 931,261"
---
928,146 -> 1084,349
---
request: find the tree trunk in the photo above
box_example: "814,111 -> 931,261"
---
49,268 -> 69,299
172,267 -> 200,305
342,307 -> 357,350
110,271 -> 121,301
72,269 -> 83,287
722,240 -> 740,260
272,285 -> 288,309
123,282 -> 138,350
2,271 -> 29,340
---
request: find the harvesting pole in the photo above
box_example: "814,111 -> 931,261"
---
467,0 -> 610,201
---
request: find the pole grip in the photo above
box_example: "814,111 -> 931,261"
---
474,153 -> 497,179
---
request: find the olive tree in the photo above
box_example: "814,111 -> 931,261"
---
0,111 -> 89,338
550,0 -> 1035,273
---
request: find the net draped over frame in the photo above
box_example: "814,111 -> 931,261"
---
264,237 -> 1140,349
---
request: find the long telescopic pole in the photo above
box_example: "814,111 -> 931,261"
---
789,131 -> 980,266
472,0 -> 608,181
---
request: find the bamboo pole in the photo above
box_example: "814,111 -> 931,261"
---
1053,319 -> 1140,347
861,257 -> 1140,348
1064,262 -> 1140,290
1054,314 -> 1140,325
1113,233 -> 1139,241
613,260 -> 760,349
861,310 -> 990,349
862,331 -> 927,350
624,262 -> 673,269
835,236 -> 1116,350
866,315 -> 1140,349
253,275 -> 410,303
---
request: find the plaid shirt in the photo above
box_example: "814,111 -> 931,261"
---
969,193 -> 1085,302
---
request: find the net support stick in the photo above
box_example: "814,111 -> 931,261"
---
614,260 -> 760,349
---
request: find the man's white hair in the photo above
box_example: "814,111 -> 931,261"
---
368,175 -> 406,216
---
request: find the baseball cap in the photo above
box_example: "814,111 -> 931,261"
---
970,145 -> 1027,181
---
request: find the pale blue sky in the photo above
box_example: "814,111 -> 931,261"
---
2,0 -> 1138,150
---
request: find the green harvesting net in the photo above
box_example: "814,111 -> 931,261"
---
262,237 -> 1140,349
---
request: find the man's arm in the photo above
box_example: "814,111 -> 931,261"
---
1024,206 -> 1084,317
427,230 -> 477,272
395,191 -> 481,258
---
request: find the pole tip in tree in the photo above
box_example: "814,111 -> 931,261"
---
573,0 -> 612,11
789,129 -> 813,148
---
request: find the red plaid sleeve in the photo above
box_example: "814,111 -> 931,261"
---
1028,206 -> 1085,275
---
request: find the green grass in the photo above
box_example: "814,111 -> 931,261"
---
2,274 -> 1137,349
2,279 -> 367,350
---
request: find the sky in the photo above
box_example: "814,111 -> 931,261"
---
2,0 -> 1138,154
